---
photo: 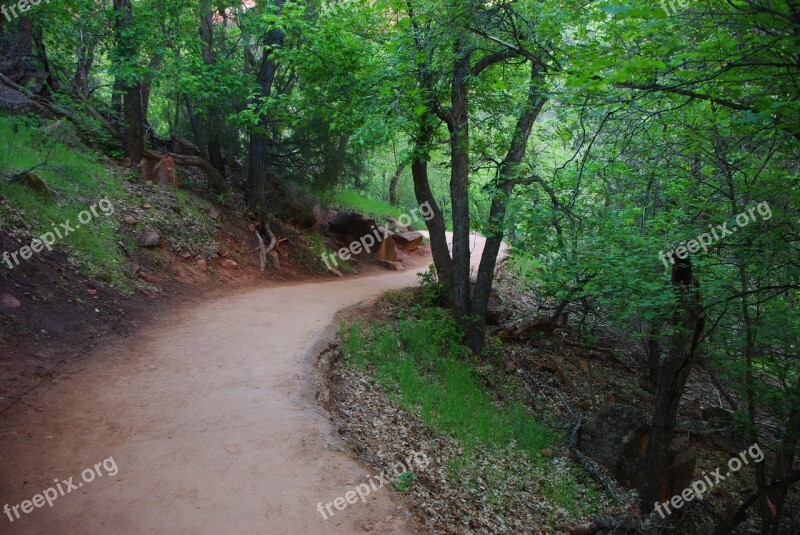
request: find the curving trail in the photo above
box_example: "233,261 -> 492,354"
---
0,233 -> 496,534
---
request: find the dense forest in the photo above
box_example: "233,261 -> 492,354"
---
1,0 -> 798,533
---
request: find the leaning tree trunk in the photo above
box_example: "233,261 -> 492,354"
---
410,113 -> 452,289
641,257 -> 705,511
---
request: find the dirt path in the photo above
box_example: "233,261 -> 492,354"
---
0,234 -> 495,534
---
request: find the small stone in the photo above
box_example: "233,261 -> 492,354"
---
0,294 -> 21,308
137,271 -> 162,285
196,258 -> 207,271
221,259 -> 238,269
124,215 -> 138,225
142,203 -> 152,209
375,260 -> 404,271
137,230 -> 161,247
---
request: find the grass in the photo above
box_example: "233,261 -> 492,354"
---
341,306 -> 554,452
339,299 -> 603,517
0,115 -> 130,289
327,189 -> 406,219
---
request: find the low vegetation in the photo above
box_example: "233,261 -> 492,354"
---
338,283 -> 607,526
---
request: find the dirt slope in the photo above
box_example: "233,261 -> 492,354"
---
0,233 -> 491,534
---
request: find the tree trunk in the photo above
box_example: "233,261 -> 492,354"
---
113,0 -> 144,162
73,25 -> 96,99
641,257 -> 705,511
122,85 -> 145,161
410,114 -> 452,288
388,161 -> 407,206
448,41 -> 472,322
184,94 -> 206,156
199,0 -> 225,175
467,63 -> 545,353
31,23 -> 54,97
247,1 -> 284,222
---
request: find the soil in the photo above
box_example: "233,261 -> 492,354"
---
0,228 -> 435,533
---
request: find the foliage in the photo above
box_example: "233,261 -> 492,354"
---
0,116 -> 128,288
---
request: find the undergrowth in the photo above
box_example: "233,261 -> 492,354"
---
339,279 -> 603,518
0,115 -> 129,289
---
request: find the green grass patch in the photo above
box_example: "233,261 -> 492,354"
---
0,115 -> 130,290
327,189 -> 405,219
340,297 -> 601,516
341,306 -> 554,452
339,303 -> 603,516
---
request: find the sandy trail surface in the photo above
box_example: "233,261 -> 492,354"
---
0,234 -> 494,534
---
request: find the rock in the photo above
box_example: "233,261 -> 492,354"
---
580,403 -> 696,496
136,158 -> 154,182
208,206 -> 222,220
702,406 -> 733,423
579,403 -> 650,486
0,84 -> 32,114
388,216 -> 410,233
394,231 -> 424,251
375,260 -> 404,271
373,235 -> 397,262
221,259 -> 238,269
0,294 -> 21,308
542,355 -> 572,386
329,211 -> 379,238
137,230 -> 161,247
196,258 -> 207,271
664,436 -> 697,499
142,203 -> 152,209
153,154 -> 178,188
137,271 -> 162,285
13,171 -> 50,201
124,215 -> 138,225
